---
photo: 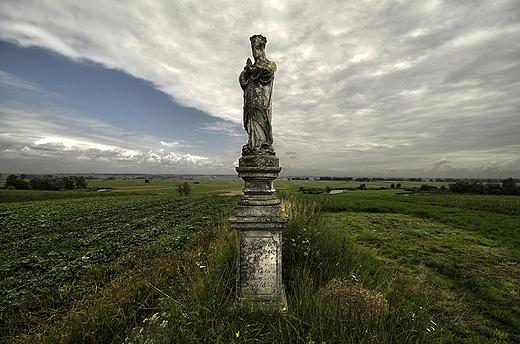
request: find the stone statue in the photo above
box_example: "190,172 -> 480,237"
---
239,34 -> 277,156
231,35 -> 287,310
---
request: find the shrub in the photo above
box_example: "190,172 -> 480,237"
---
176,182 -> 191,196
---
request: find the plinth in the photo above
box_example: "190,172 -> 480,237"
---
229,154 -> 288,310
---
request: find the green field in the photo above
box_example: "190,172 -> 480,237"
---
1,178 -> 519,343
303,191 -> 520,342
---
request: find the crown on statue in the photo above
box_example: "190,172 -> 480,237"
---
250,34 -> 267,46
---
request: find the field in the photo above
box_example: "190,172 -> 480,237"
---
302,190 -> 520,342
0,178 -> 519,343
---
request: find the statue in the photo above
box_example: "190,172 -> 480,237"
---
231,35 -> 288,311
239,34 -> 277,156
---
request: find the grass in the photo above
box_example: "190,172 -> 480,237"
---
86,178 -> 244,196
1,180 -> 519,343
1,178 -> 446,202
0,178 -> 244,202
2,192 -> 435,343
120,193 -> 435,343
326,212 -> 520,342
315,190 -> 520,343
307,192 -> 520,259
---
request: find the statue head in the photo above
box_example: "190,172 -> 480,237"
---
250,34 -> 267,62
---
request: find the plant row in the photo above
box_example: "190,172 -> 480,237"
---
0,195 -> 237,322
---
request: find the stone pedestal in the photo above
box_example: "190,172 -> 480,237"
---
229,154 -> 288,310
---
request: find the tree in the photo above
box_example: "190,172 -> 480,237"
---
72,176 -> 87,189
5,174 -> 31,190
28,176 -> 87,190
62,176 -> 75,190
484,180 -> 502,195
502,177 -> 518,195
29,177 -> 45,190
325,186 -> 332,194
176,182 -> 191,196
390,183 -> 395,189
450,180 -> 484,194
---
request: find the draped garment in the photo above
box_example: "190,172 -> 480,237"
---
239,59 -> 277,155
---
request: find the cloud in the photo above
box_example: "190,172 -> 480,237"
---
0,70 -> 56,96
197,121 -> 244,138
1,0 -> 519,176
433,158 -> 450,169
0,100 -> 224,173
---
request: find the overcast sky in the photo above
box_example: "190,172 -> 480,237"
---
1,0 -> 519,178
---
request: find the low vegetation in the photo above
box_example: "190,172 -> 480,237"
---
307,191 -> 520,342
0,179 -> 518,343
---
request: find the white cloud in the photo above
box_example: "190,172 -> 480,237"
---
0,100 -> 221,173
0,0 -> 519,177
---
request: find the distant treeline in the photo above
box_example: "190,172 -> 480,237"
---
3,174 -> 87,191
310,177 -> 518,183
449,178 -> 519,196
297,178 -> 519,196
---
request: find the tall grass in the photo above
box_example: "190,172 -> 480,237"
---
6,194 -> 437,343
122,192 -> 436,343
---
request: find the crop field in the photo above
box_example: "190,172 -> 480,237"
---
0,194 -> 238,338
0,178 -> 519,343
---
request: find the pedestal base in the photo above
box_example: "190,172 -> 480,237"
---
229,154 -> 288,311
232,227 -> 287,311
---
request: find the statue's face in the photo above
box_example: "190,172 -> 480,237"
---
251,40 -> 265,60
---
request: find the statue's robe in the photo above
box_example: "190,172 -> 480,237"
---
239,59 -> 277,155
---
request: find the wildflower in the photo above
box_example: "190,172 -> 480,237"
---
236,330 -> 240,337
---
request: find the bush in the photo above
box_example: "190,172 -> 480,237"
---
176,182 -> 191,196
420,184 -> 437,191
4,175 -> 31,190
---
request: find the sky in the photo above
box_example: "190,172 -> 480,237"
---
1,0 -> 519,178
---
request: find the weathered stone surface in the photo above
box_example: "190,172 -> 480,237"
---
235,230 -> 286,309
231,35 -> 287,311
238,154 -> 280,168
239,34 -> 277,156
230,154 -> 287,310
